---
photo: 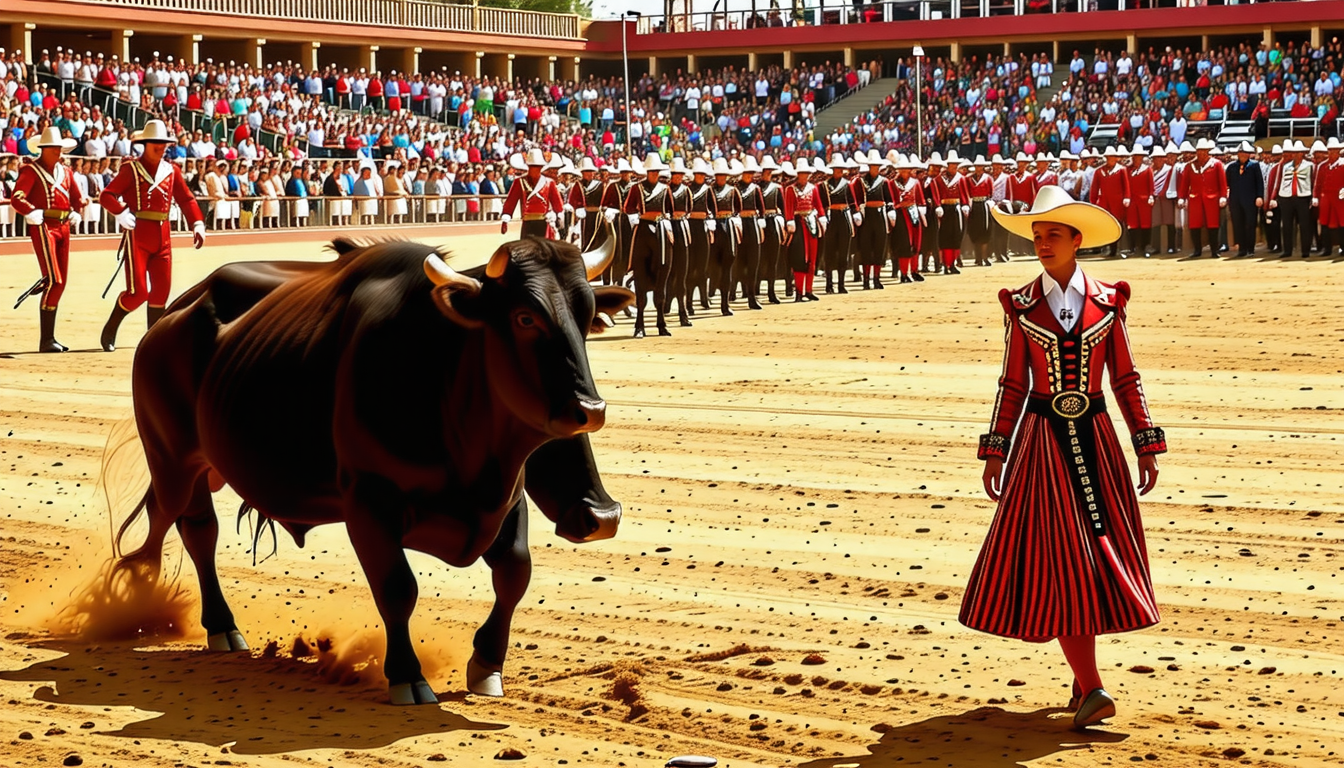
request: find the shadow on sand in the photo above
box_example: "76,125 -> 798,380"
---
799,706 -> 1128,768
0,639 -> 503,754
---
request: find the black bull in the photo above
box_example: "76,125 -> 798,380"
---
114,234 -> 635,705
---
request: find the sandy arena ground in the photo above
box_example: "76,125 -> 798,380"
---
1,229 -> 1342,768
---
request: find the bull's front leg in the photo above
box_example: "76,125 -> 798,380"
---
469,496 -> 532,697
344,474 -> 437,706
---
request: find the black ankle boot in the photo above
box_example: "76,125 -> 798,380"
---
39,308 -> 66,353
101,304 -> 130,352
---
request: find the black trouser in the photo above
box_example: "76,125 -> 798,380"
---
857,210 -> 887,269
1229,199 -> 1257,255
687,221 -> 712,310
990,214 -> 1009,259
760,219 -> 786,299
1278,196 -> 1312,256
733,216 -> 762,304
708,220 -> 737,314
610,217 -> 634,284
665,220 -> 691,323
630,223 -> 670,333
825,217 -> 853,290
520,219 -> 549,239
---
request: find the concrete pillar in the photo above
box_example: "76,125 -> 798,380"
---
1002,42 -> 1010,58
253,38 -> 265,70
506,52 -> 515,81
1125,32 -> 1136,54
306,41 -> 320,71
1200,34 -> 1209,52
9,22 -> 34,60
951,42 -> 962,64
748,52 -> 758,71
1053,40 -> 1060,62
566,56 -> 580,81
403,47 -> 421,76
1311,25 -> 1322,48
185,34 -> 202,65
646,56 -> 657,78
843,47 -> 854,68
686,53 -> 697,74
362,44 -> 379,74
474,51 -> 483,79
113,29 -> 133,63
1263,27 -> 1274,49
783,50 -> 793,68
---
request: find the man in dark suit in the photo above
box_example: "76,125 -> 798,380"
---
1225,141 -> 1264,257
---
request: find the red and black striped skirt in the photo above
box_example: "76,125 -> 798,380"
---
959,410 -> 1161,640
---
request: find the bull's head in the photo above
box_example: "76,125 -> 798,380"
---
422,229 -> 634,440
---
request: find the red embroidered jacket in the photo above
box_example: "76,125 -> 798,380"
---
977,274 -> 1167,461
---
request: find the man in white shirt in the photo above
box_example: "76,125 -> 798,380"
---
1270,141 -> 1315,258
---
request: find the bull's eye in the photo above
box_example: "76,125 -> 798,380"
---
515,313 -> 537,329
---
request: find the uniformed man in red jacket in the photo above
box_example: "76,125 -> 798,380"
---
1089,146 -> 1132,258
500,148 -> 564,238
1178,138 -> 1230,259
1312,137 -> 1344,256
98,119 -> 206,352
9,126 -> 85,352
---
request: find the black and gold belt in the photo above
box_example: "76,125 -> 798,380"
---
135,210 -> 169,221
1026,392 -> 1109,536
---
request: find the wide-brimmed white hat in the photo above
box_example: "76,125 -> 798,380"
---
712,157 -> 731,176
812,159 -> 828,175
523,147 -> 547,166
779,160 -> 797,177
1179,140 -> 1196,153
945,150 -> 964,165
760,155 -> 780,171
1195,138 -> 1217,151
669,156 -> 689,174
1237,141 -> 1256,154
1271,144 -> 1284,155
1312,139 -> 1328,154
616,158 -> 633,173
742,155 -> 761,174
972,154 -> 990,167
866,149 -> 886,167
991,185 -> 1122,249
26,126 -> 77,154
991,153 -> 1007,165
793,158 -> 812,176
728,159 -> 745,176
853,151 -> 870,169
927,152 -> 945,166
896,154 -> 922,171
1150,146 -> 1166,158
1328,137 -> 1344,150
692,157 -> 712,175
643,152 -> 668,172
131,119 -> 175,144
1129,144 -> 1147,156
578,156 -> 598,173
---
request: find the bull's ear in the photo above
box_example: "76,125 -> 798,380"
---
424,254 -> 486,329
590,286 -> 636,335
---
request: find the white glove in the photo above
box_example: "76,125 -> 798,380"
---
1177,199 -> 1187,209
568,224 -> 581,241
706,219 -> 717,232
68,211 -> 81,226
500,213 -> 512,224
602,208 -> 618,223
192,220 -> 206,237
1338,189 -> 1343,201
960,205 -> 970,216
1310,198 -> 1318,208
1147,196 -> 1155,205
627,213 -> 639,227
774,215 -> 784,231
852,212 -> 863,226
1269,199 -> 1278,209
786,220 -> 796,234
935,206 -> 944,218
661,219 -> 674,243
918,206 -> 928,216
885,209 -> 898,225
730,216 -> 742,239
116,209 -> 138,230
562,203 -> 573,213
757,219 -> 766,233
1219,197 -> 1228,208
1122,198 -> 1131,207
24,208 -> 44,226
546,211 -> 558,225
818,217 -> 828,236
574,207 -> 587,220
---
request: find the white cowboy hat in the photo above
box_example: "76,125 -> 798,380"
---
742,156 -> 761,173
991,185 -> 1122,249
991,153 -> 1007,165
1271,144 -> 1284,155
779,160 -> 797,177
692,157 -> 712,175
1150,146 -> 1166,158
1195,138 -> 1217,151
1237,141 -> 1256,154
578,156 -> 598,173
616,158 -> 633,173
760,155 -> 780,171
728,159 -> 745,176
1329,137 -> 1344,150
642,152 -> 668,172
1014,152 -> 1030,163
524,147 -> 547,166
1129,144 -> 1147,156
944,150 -> 963,165
545,153 -> 564,170
1103,146 -> 1118,158
711,157 -> 731,176
508,153 -> 528,171
927,152 -> 945,166
669,156 -> 689,174
1311,139 -> 1327,154
852,151 -> 870,169
886,149 -> 902,164
630,156 -> 645,176
895,155 -> 920,171
973,155 -> 990,167
1059,151 -> 1077,160
828,156 -> 848,171
131,119 -> 175,144
812,160 -> 828,175
1115,145 -> 1130,157
26,126 -> 77,154
1179,140 -> 1196,153
559,160 -> 579,178
860,149 -> 883,167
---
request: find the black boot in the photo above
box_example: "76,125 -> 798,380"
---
863,273 -> 871,290
39,308 -> 65,353
101,304 -> 130,352
147,306 -> 165,330
825,274 -> 834,294
837,275 -> 847,294
872,274 -> 884,289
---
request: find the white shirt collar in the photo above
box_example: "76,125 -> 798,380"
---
1041,266 -> 1085,299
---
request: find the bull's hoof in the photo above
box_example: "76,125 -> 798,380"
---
467,655 -> 504,697
389,680 -> 438,705
207,630 -> 249,652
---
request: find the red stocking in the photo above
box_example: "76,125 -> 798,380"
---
793,272 -> 807,295
1058,635 -> 1103,693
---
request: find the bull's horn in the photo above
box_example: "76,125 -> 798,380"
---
581,226 -> 616,281
424,253 -> 479,290
485,244 -> 511,279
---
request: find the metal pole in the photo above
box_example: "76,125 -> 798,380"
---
623,14 -> 632,158
916,56 -> 922,158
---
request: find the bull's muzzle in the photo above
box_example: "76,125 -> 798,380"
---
557,498 -> 622,543
562,398 -> 606,434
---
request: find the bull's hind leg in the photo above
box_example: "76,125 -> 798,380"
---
468,498 -> 531,697
345,474 -> 436,705
176,475 -> 248,651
